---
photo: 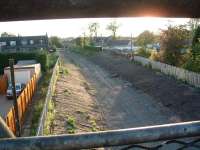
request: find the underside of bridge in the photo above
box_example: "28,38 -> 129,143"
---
0,0 -> 199,22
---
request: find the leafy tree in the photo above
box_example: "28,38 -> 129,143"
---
192,26 -> 200,58
135,30 -> 155,47
159,25 -> 190,66
88,22 -> 100,38
188,19 -> 200,37
192,26 -> 200,46
184,26 -> 200,72
106,20 -> 120,39
49,36 -> 63,48
75,35 -> 90,48
191,26 -> 200,60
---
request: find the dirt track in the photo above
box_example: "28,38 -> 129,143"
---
87,50 -> 200,122
54,50 -> 186,132
49,50 -> 200,149
52,52 -> 104,135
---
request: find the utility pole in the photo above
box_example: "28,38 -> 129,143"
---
83,32 -> 86,48
101,34 -> 103,51
9,59 -> 21,137
130,33 -> 134,61
131,33 -> 133,52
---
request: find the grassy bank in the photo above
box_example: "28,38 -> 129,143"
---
29,52 -> 58,135
30,70 -> 53,135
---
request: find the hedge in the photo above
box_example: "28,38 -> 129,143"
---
0,52 -> 57,74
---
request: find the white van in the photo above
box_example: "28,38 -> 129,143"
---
6,83 -> 25,99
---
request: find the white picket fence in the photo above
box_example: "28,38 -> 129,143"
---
134,56 -> 200,88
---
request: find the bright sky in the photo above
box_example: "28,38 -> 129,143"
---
0,17 -> 189,38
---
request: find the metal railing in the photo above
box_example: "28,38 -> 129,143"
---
0,121 -> 200,150
36,58 -> 60,136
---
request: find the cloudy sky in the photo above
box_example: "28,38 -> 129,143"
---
0,17 -> 189,38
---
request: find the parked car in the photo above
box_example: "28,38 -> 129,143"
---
6,83 -> 25,99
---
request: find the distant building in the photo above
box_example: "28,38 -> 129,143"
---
108,40 -> 131,47
92,37 -> 132,48
92,37 -> 111,47
0,35 -> 49,53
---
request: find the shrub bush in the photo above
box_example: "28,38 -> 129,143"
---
183,55 -> 200,73
47,52 -> 59,69
136,48 -> 151,58
183,45 -> 200,73
150,51 -> 160,61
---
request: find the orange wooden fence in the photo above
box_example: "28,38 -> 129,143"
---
5,74 -> 37,134
0,75 -> 8,94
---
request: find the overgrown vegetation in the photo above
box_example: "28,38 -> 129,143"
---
30,100 -> 44,135
59,61 -> 69,75
72,46 -> 101,56
159,25 -> 190,66
29,53 -> 58,135
135,20 -> 200,73
135,30 -> 157,47
149,51 -> 160,61
47,52 -> 59,69
63,89 -> 71,96
89,119 -> 98,132
30,70 -> 53,135
136,48 -> 151,58
184,26 -> 200,72
44,99 -> 55,135
66,115 -> 76,134
43,59 -> 63,135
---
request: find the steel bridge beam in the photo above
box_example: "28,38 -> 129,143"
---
0,121 -> 200,150
0,0 -> 199,21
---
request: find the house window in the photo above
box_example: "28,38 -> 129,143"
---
10,41 -> 16,46
30,40 -> 34,45
21,40 -> 27,45
0,42 -> 6,46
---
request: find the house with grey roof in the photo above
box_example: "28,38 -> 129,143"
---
0,35 -> 49,53
108,40 -> 131,47
107,39 -> 132,51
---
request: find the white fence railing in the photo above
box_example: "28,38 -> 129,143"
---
134,56 -> 200,88
36,58 -> 60,136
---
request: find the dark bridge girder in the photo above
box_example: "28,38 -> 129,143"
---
0,0 -> 199,21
